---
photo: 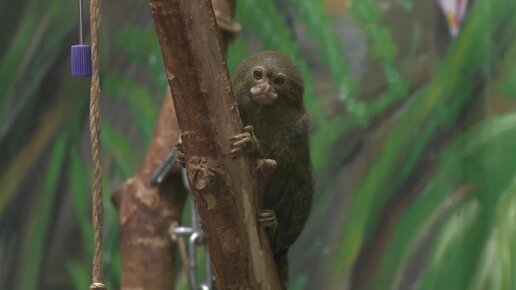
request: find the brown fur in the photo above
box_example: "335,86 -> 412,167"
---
232,51 -> 313,289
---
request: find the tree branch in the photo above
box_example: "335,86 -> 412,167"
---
112,92 -> 187,290
112,1 -> 240,289
148,0 -> 281,288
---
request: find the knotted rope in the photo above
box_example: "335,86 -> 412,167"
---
89,0 -> 105,289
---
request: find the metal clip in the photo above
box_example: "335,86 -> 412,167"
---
150,150 -> 177,186
151,137 -> 183,186
169,166 -> 214,290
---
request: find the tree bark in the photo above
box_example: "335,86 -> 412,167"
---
112,92 -> 188,290
112,1 -> 240,289
147,0 -> 281,289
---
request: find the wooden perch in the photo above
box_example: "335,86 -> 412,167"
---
112,93 -> 188,290
112,1 -> 240,290
148,0 -> 281,289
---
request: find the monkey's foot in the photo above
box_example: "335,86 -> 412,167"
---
230,125 -> 260,158
258,209 -> 277,227
255,159 -> 277,198
173,141 -> 186,168
258,209 -> 278,245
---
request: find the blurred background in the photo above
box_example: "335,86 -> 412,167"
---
1,0 -> 516,289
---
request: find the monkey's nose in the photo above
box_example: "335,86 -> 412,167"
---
251,81 -> 274,94
263,82 -> 273,92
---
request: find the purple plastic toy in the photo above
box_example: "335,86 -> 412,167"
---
71,0 -> 92,78
71,44 -> 92,77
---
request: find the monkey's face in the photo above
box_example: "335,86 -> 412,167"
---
233,51 -> 304,109
249,65 -> 286,106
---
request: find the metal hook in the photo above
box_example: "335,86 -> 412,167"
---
78,0 -> 84,44
161,138 -> 214,290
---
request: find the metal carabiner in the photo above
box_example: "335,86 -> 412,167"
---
161,138 -> 214,290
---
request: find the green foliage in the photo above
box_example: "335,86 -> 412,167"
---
419,200 -> 484,290
104,74 -> 160,143
349,0 -> 410,120
499,42 -> 516,98
18,133 -> 69,290
470,177 -> 516,290
0,0 -> 75,134
373,112 -> 516,290
333,0 -> 516,281
286,0 -> 357,106
68,147 -> 94,255
67,262 -> 90,290
418,113 -> 516,290
114,26 -> 167,87
101,121 -> 138,178
395,0 -> 414,12
227,38 -> 250,74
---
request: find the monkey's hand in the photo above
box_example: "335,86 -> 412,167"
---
173,141 -> 186,168
230,125 -> 261,158
258,209 -> 278,246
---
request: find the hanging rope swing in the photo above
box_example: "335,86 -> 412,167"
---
88,0 -> 105,287
71,0 -> 106,288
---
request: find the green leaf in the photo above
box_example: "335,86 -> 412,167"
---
469,176 -> 516,290
419,200 -> 484,290
18,132 -> 69,290
103,74 -> 159,143
114,26 -> 167,88
288,273 -> 308,290
100,121 -> 138,179
67,262 -> 90,290
0,0 -> 74,132
227,38 -> 250,74
68,146 -> 94,255
287,0 -> 357,107
349,0 -> 411,122
395,0 -> 414,12
489,24 -> 516,97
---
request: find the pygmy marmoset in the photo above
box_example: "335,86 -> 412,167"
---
174,51 -> 313,289
230,51 -> 313,289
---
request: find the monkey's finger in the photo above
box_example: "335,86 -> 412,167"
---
258,216 -> 277,223
231,137 -> 253,148
229,148 -> 243,158
230,133 -> 251,141
260,209 -> 275,215
259,212 -> 276,219
258,218 -> 277,228
242,125 -> 254,134
258,210 -> 277,225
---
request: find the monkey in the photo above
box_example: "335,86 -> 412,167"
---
229,51 -> 313,289
174,51 -> 313,289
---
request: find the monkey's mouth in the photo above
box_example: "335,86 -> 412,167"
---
252,93 -> 277,105
250,84 -> 277,105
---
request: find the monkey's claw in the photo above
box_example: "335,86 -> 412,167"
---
173,141 -> 186,168
230,125 -> 259,158
258,209 -> 277,228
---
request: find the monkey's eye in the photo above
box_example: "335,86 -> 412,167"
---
273,77 -> 285,85
253,70 -> 263,80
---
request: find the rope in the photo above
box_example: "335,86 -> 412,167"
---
89,0 -> 106,289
